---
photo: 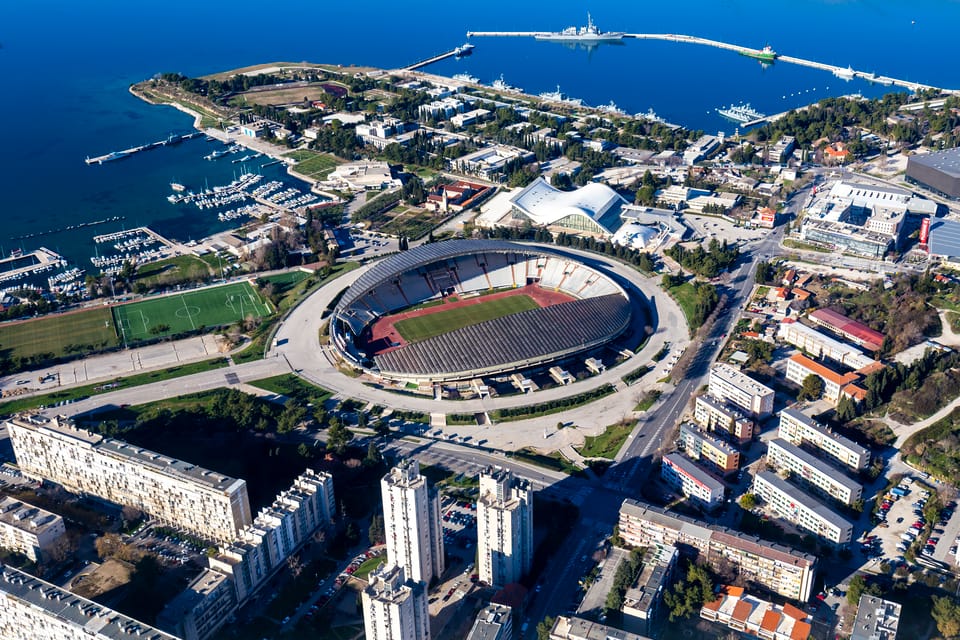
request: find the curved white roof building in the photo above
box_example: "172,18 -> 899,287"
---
508,178 -> 627,237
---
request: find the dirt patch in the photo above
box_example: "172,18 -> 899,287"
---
71,558 -> 133,600
359,284 -> 575,357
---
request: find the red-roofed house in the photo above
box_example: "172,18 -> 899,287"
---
785,353 -> 864,404
700,586 -> 812,640
756,206 -> 777,229
824,142 -> 851,163
808,308 -> 885,352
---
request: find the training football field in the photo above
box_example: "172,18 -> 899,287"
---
393,294 -> 538,343
113,281 -> 272,342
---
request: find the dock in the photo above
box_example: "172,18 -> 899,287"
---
465,31 -> 953,95
84,131 -> 203,165
403,44 -> 474,71
0,248 -> 67,285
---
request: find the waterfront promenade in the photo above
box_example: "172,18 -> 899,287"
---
465,31 -> 952,95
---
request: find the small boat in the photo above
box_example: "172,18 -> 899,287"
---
170,182 -> 187,192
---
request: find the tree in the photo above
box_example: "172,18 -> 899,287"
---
287,554 -> 304,579
297,443 -> 312,458
835,395 -> 857,423
664,563 -> 715,621
364,442 -> 383,467
739,493 -> 757,510
933,596 -> 960,638
368,514 -> 385,545
327,421 -> 352,455
847,574 -> 867,605
798,374 -> 823,401
536,617 -> 556,640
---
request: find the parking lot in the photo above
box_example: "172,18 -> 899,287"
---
866,478 -> 958,570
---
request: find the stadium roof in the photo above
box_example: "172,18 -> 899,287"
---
374,294 -> 630,379
509,178 -> 627,235
928,218 -> 960,258
336,239 -> 548,312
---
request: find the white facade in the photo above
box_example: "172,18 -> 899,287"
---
6,415 -> 251,543
477,466 -> 533,587
382,460 -> 444,585
362,564 -> 431,640
509,177 -> 627,237
693,395 -> 754,443
660,453 -> 725,508
766,439 -> 862,506
707,364 -> 775,418
753,472 -> 853,545
465,603 -> 513,640
0,564 -> 179,640
777,321 -> 876,370
158,569 -> 236,640
778,409 -> 869,472
0,496 -> 65,563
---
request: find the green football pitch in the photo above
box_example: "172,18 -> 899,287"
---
113,281 -> 272,342
393,295 -> 538,343
0,307 -> 119,361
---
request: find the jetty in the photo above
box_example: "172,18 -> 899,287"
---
85,131 -> 203,165
404,44 -> 475,71
0,248 -> 67,285
465,30 -> 952,94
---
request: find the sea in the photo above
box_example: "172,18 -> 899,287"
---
0,0 -> 957,272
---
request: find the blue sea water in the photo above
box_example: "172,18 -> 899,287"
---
0,0 -> 957,268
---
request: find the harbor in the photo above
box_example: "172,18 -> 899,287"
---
403,43 -> 475,71
91,227 -> 179,275
0,248 -> 68,286
84,131 -> 203,165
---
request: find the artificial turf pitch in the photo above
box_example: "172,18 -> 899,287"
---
113,281 -> 272,341
392,295 -> 538,343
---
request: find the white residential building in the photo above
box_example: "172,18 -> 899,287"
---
708,364 -> 775,417
158,569 -> 236,640
766,439 -> 862,506
550,616 -> 652,640
778,408 -> 869,472
661,453 -> 725,509
753,472 -> 853,546
465,603 -> 513,640
6,414 -> 251,543
362,564 -> 431,640
777,321 -> 876,370
382,460 -> 444,585
693,395 -> 755,443
0,564 -> 180,640
0,496 -> 65,563
678,423 -> 740,475
477,466 -> 533,587
851,595 -> 901,640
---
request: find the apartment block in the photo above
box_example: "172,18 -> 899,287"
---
478,466 -> 533,587
678,423 -> 740,475
778,408 -> 869,471
700,585 -> 812,640
785,354 -> 867,405
777,320 -> 876,370
661,453 -> 725,509
362,564 -> 430,640
6,415 -> 251,543
158,569 -> 236,640
622,544 -> 678,636
851,595 -> 901,640
0,564 -> 180,640
707,364 -> 775,417
465,603 -> 513,640
753,472 -> 853,546
0,496 -> 65,563
382,460 -> 444,586
550,616 -> 652,640
766,439 -> 863,506
693,395 -> 755,444
618,500 -> 816,602
208,469 -> 335,606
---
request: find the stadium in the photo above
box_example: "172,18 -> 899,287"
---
329,240 -> 639,384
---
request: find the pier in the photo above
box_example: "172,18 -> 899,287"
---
465,31 -> 952,95
84,131 -> 203,166
403,44 -> 474,71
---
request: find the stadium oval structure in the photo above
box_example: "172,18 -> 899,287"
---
330,239 -> 634,383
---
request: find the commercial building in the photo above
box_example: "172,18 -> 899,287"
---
752,471 -> 853,546
158,569 -> 236,640
700,585 -> 812,640
465,603 -> 513,640
362,564 -> 431,640
478,466 -> 533,587
507,177 -> 628,238
208,469 -> 335,605
326,161 -> 401,191
0,564 -> 180,640
778,408 -> 869,472
766,438 -> 862,506
355,118 -> 418,150
693,395 -> 755,444
6,414 -> 251,544
807,308 -> 886,352
452,145 -> 534,182
618,500 -> 817,602
549,616 -> 652,640
851,595 -> 901,640
927,218 -> 960,264
0,496 -> 65,563
622,544 -> 678,636
682,135 -> 721,165
661,453 -> 725,508
677,423 -> 740,476
906,147 -> 960,200
382,460 -> 444,586
707,364 -> 775,418
784,353 -> 867,405
777,320 -> 876,370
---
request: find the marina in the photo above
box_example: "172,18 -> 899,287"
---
84,132 -> 203,165
91,227 -> 178,274
0,248 -> 68,285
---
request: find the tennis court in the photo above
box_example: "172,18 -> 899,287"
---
113,281 -> 272,342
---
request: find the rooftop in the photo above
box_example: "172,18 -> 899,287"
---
509,177 -> 627,235
787,353 -> 861,387
807,308 -> 885,351
852,594 -> 901,640
754,471 -> 854,531
466,603 -> 513,640
0,496 -> 63,536
928,218 -> 960,258
710,363 -> 774,396
908,147 -> 960,178
767,439 -> 862,494
779,408 -> 869,459
550,615 -> 652,640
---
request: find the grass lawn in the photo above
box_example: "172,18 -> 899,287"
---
113,281 -> 271,342
0,307 -> 119,362
286,150 -> 340,180
135,254 -> 213,287
379,208 -> 442,239
259,270 -> 311,288
393,295 -> 538,343
353,555 -> 386,580
577,421 -> 634,459
667,282 -> 699,329
0,358 -> 229,415
247,374 -> 332,406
